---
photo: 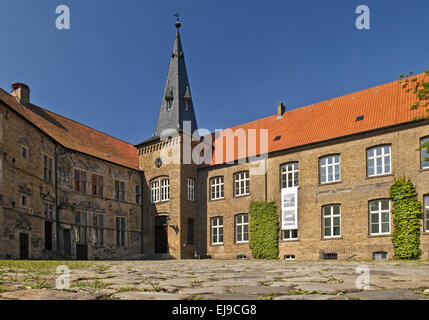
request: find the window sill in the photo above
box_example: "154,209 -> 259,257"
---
368,234 -> 392,238
234,194 -> 251,199
235,242 -> 250,245
419,168 -> 429,172
209,198 -> 225,202
319,181 -> 342,187
280,239 -> 299,243
210,243 -> 224,247
366,173 -> 394,180
321,236 -> 342,241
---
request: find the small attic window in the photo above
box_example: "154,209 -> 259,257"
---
355,115 -> 365,122
274,136 -> 282,141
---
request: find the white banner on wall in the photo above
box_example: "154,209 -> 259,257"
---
281,187 -> 298,230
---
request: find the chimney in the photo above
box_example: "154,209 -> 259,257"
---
11,82 -> 30,105
277,102 -> 286,118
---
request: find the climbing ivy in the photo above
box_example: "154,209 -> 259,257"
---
390,177 -> 422,260
249,201 -> 279,260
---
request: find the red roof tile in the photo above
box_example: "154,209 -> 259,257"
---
206,72 -> 429,166
0,89 -> 139,170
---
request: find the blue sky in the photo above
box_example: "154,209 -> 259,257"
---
0,0 -> 428,144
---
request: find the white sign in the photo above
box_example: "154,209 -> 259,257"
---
281,187 -> 298,230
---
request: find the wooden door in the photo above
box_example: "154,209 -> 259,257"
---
63,229 -> 72,256
76,244 -> 88,260
155,216 -> 168,254
44,221 -> 53,250
19,233 -> 29,260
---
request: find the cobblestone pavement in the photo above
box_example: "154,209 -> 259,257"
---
1,260 -> 429,300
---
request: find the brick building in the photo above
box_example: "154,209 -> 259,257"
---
1,21 -> 429,260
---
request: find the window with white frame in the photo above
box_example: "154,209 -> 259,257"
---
281,162 -> 299,188
282,229 -> 298,241
235,214 -> 249,243
211,217 -> 223,245
210,177 -> 224,200
161,179 -> 170,201
425,195 -> 429,233
187,179 -> 195,201
151,181 -> 160,203
369,200 -> 391,235
322,205 -> 341,238
367,145 -> 391,177
234,171 -> 250,197
421,137 -> 429,169
320,155 -> 340,184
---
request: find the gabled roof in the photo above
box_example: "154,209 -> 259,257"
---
0,88 -> 140,170
204,72 -> 429,167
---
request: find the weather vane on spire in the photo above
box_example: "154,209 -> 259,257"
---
174,12 -> 181,29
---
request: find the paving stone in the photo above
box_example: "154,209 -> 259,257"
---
344,289 -> 429,300
112,291 -> 185,300
274,294 -> 339,300
200,294 -> 261,300
179,287 -> 227,295
0,289 -> 95,300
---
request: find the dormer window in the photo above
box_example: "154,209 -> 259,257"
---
165,88 -> 174,111
166,99 -> 173,111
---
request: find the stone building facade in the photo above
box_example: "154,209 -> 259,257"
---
0,84 -> 142,260
1,21 -> 429,261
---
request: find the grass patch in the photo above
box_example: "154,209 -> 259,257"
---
0,260 -> 94,272
72,277 -> 107,294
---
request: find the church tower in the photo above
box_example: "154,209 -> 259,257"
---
136,18 -> 202,259
154,18 -> 198,137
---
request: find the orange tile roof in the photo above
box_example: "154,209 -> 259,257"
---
0,89 -> 139,170
205,72 -> 429,167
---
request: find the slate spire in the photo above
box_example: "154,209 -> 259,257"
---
154,18 -> 198,137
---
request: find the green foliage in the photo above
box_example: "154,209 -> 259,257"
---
249,201 -> 279,259
390,178 -> 422,260
400,71 -> 429,161
400,70 -> 429,111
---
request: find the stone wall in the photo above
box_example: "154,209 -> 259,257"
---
0,102 -> 142,260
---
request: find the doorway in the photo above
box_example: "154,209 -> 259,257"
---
155,216 -> 168,254
63,229 -> 72,256
76,244 -> 88,260
19,233 -> 29,260
44,221 -> 53,250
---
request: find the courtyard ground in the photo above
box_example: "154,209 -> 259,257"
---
0,259 -> 428,300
